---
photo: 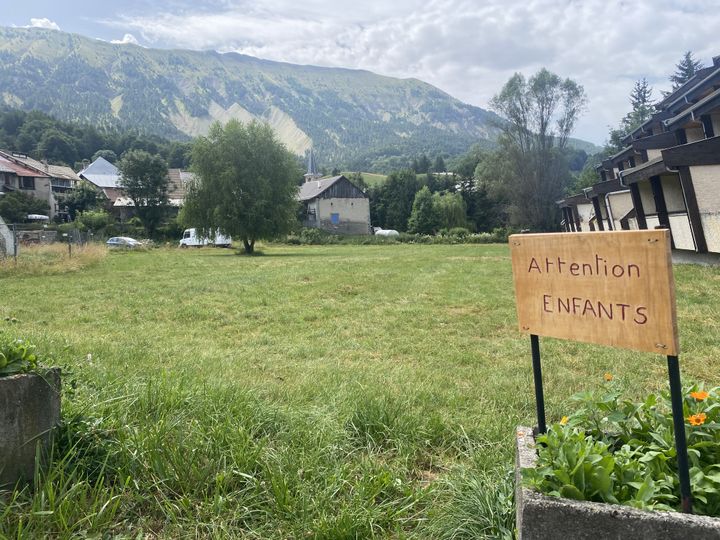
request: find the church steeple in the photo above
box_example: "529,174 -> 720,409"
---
304,148 -> 322,183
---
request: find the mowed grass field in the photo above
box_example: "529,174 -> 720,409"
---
1,244 -> 719,538
341,172 -> 388,186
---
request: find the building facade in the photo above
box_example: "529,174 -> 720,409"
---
299,175 -> 370,235
558,54 -> 720,257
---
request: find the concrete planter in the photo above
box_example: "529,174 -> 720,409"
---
0,369 -> 61,488
515,426 -> 720,539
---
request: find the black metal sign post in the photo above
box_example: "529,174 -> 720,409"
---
526,340 -> 693,513
667,354 -> 693,513
530,334 -> 547,434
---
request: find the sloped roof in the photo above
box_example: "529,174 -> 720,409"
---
0,151 -> 79,181
79,156 -> 121,188
0,155 -> 50,177
298,175 -> 343,201
167,169 -> 194,200
618,156 -> 666,185
663,86 -> 720,129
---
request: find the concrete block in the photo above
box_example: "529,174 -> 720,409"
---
0,369 -> 61,488
515,425 -> 720,539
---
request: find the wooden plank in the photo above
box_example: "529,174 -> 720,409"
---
662,136 -> 720,167
631,131 -> 677,150
509,230 -> 679,355
629,183 -> 648,229
591,197 -> 605,231
677,166 -> 708,253
650,176 -> 675,249
701,115 -> 715,138
572,206 -> 582,232
621,158 -> 667,185
587,178 -> 622,197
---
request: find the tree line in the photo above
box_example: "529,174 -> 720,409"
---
0,108 -> 193,170
369,68 -> 589,234
1,66 -> 591,238
571,51 -> 706,193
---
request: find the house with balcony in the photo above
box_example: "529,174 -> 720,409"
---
558,53 -> 720,259
0,154 -> 55,219
0,150 -> 80,220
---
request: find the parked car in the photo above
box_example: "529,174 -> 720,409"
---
179,228 -> 232,248
106,236 -> 142,249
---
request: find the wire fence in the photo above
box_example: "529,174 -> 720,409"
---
0,222 -> 92,259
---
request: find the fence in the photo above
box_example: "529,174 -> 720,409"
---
0,223 -> 92,259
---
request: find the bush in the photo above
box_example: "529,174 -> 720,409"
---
524,378 -> 720,516
448,227 -> 471,238
156,217 -> 184,242
0,191 -> 50,223
0,333 -> 40,376
276,227 -> 508,246
77,210 -> 113,233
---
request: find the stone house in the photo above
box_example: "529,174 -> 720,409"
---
299,175 -> 370,235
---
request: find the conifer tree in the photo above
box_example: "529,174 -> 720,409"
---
670,51 -> 703,89
622,78 -> 654,132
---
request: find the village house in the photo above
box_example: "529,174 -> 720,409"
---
298,151 -> 370,235
79,156 -> 192,220
78,156 -> 123,207
558,54 -> 720,258
0,150 -> 80,220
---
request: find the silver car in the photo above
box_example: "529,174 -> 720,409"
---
106,236 -> 142,249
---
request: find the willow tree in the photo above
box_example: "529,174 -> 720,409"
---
491,69 -> 586,231
183,120 -> 301,254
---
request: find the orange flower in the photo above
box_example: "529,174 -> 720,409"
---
690,391 -> 709,401
604,373 -> 613,382
688,413 -> 707,426
560,416 -> 569,425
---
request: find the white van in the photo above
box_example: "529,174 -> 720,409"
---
179,228 -> 232,248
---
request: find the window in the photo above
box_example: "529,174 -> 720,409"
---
20,177 -> 35,190
331,213 -> 340,225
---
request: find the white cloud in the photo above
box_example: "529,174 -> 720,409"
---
111,33 -> 140,45
28,18 -> 61,30
101,0 -> 720,144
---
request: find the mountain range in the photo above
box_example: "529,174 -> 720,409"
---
0,27 -> 598,171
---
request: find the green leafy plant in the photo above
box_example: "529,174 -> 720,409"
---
523,377 -> 720,516
0,334 -> 40,376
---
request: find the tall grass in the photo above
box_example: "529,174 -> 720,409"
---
0,244 -> 718,537
0,242 -> 107,276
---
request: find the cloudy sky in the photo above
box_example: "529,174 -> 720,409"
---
2,1 -> 718,145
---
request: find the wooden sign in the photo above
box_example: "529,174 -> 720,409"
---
509,230 -> 678,355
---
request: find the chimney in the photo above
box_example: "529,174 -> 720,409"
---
714,55 -> 720,68
42,159 -> 49,172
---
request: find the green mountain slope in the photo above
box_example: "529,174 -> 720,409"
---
0,27 -> 599,169
0,27 -> 506,169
